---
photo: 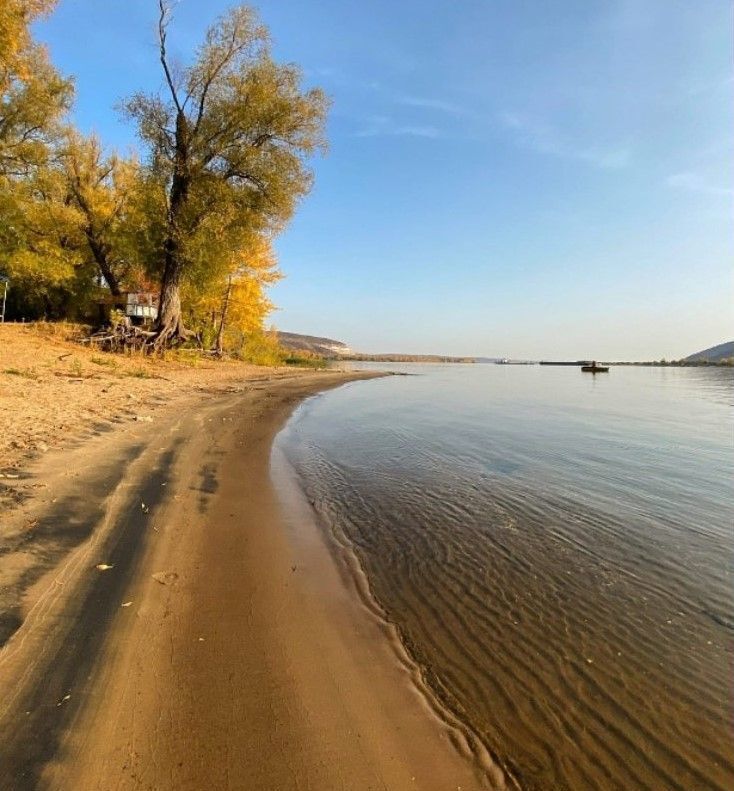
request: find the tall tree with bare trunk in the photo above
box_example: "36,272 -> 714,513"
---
124,1 -> 327,347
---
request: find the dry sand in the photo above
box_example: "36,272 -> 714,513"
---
0,322 -> 285,476
0,325 -> 486,790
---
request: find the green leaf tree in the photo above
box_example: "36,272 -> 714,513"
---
124,1 -> 328,346
0,133 -> 150,318
0,163 -> 81,315
0,0 -> 74,315
61,131 -> 145,297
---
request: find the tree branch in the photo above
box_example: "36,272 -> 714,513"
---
222,167 -> 273,202
192,26 -> 246,137
158,0 -> 182,114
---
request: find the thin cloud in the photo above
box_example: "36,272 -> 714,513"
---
499,111 -> 630,170
305,66 -> 338,78
397,96 -> 466,115
303,67 -> 381,93
666,172 -> 734,197
354,116 -> 443,139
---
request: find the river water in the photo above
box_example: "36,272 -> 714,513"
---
274,364 -> 733,790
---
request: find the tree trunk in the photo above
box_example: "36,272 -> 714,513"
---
71,182 -> 123,298
153,109 -> 192,348
86,232 -> 122,297
154,241 -> 188,346
214,274 -> 233,355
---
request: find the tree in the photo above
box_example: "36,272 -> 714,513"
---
0,133 -> 150,316
0,0 -> 72,176
61,132 -> 144,296
124,1 -> 328,346
0,164 -> 81,315
183,232 -> 281,351
0,0 -> 74,316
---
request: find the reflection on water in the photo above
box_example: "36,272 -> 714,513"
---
276,364 -> 734,790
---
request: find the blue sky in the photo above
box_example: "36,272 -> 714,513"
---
38,0 -> 732,358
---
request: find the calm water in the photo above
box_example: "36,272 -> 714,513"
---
275,364 -> 733,790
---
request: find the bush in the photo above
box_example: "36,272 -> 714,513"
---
283,354 -> 327,369
237,330 -> 284,366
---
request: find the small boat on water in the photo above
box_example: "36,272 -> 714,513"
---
582,361 -> 609,373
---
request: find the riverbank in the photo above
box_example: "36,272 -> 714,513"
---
0,322 -> 286,476
0,333 -> 485,789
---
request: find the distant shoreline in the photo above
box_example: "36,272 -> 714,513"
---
540,360 -> 733,367
342,354 -> 476,363
340,356 -> 733,367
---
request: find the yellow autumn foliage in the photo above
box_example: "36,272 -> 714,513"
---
183,234 -> 282,351
0,0 -> 72,174
0,3 -> 317,356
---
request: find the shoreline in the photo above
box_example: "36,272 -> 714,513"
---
271,437 -> 509,790
0,369 -> 486,790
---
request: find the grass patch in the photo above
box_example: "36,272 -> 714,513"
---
283,355 -> 327,370
90,355 -> 118,368
161,349 -> 203,367
27,321 -> 91,341
3,367 -> 39,379
123,366 -> 159,379
69,357 -> 84,377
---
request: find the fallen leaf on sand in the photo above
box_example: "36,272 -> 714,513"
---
95,563 -> 114,571
121,601 -> 133,608
152,571 -> 178,586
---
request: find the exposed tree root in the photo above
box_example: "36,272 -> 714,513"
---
84,321 -> 155,352
150,319 -> 196,350
83,317 -> 200,354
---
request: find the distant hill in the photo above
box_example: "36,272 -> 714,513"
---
684,341 -> 734,363
276,332 -> 477,362
277,331 -> 352,358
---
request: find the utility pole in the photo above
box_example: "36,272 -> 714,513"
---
0,276 -> 8,323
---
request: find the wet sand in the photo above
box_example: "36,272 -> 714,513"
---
0,371 -> 485,790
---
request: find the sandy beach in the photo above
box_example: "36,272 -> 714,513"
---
0,327 -> 486,790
